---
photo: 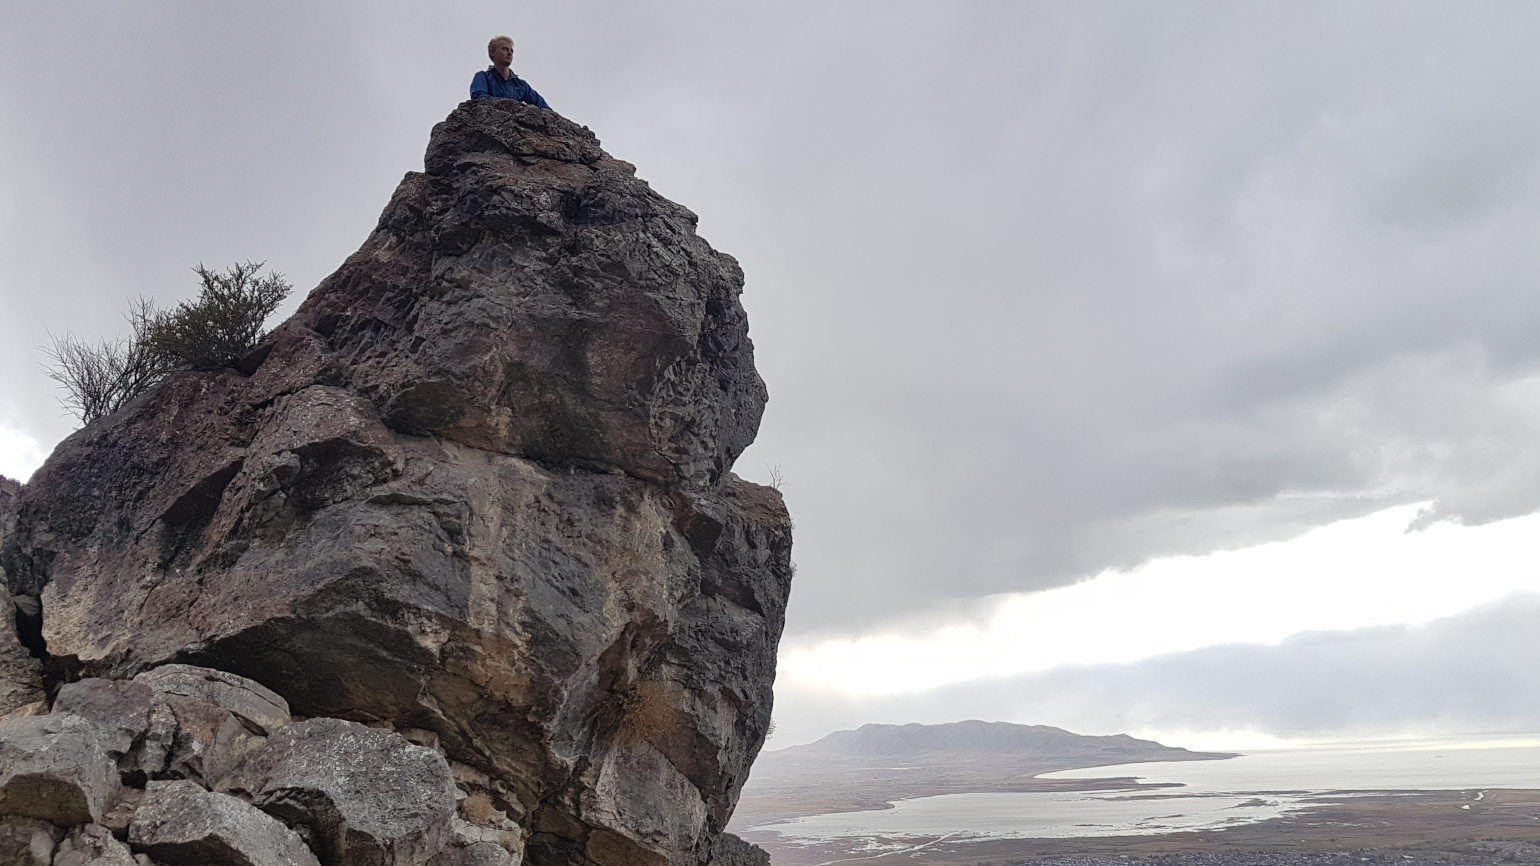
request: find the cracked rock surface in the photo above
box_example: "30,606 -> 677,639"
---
130,779 -> 320,866
237,718 -> 457,866
0,476 -> 45,721
0,99 -> 790,866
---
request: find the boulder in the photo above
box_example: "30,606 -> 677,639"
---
428,841 -> 515,866
51,823 -> 139,866
130,779 -> 319,866
0,815 -> 59,866
56,670 -> 270,788
157,697 -> 266,789
428,817 -> 519,866
134,665 -> 290,735
125,665 -> 282,788
2,100 -> 793,866
53,678 -> 155,759
0,712 -> 119,824
238,718 -> 457,866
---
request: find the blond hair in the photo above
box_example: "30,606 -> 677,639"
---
488,35 -> 513,53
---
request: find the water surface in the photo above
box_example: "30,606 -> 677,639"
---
754,735 -> 1540,844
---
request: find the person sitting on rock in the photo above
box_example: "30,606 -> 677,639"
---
470,35 -> 550,108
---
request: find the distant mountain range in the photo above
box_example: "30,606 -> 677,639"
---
732,720 -> 1236,828
770,720 -> 1224,763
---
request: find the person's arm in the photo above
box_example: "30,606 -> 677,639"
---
522,81 -> 550,110
470,71 -> 491,99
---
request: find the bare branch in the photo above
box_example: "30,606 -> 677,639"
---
41,262 -> 292,427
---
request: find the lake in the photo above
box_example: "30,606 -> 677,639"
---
751,735 -> 1540,844
1045,734 -> 1540,792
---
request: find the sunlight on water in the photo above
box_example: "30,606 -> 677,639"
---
1043,734 -> 1540,792
757,789 -> 1311,842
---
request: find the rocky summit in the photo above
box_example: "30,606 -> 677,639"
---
0,99 -> 792,866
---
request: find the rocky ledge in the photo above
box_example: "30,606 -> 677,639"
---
0,99 -> 791,866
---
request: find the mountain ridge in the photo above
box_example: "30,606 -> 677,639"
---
771,719 -> 1231,761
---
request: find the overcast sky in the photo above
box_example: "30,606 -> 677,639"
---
3,2 -> 1538,750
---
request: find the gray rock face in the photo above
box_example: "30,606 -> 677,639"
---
0,479 -> 45,721
238,718 -> 457,866
130,779 -> 320,866
0,713 -> 119,825
1,100 -> 792,866
54,678 -> 155,760
0,476 -> 20,554
347,102 -> 766,490
0,584 -> 45,721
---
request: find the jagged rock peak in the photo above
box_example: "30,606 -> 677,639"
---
0,101 -> 792,866
282,98 -> 768,489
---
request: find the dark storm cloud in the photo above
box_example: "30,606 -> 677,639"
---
769,593 -> 1540,748
3,3 -> 1539,634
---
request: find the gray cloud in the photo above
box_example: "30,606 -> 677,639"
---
3,3 -> 1539,636
769,593 -> 1540,748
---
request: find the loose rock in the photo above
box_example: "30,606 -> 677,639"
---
130,779 -> 320,866
52,823 -> 139,866
429,817 -> 520,866
0,712 -> 119,825
134,665 -> 290,735
239,718 -> 457,866
428,841 -> 516,866
53,678 -> 155,760
0,815 -> 59,866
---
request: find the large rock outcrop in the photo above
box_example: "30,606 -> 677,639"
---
0,100 -> 791,866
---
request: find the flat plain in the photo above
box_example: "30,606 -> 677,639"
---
741,789 -> 1540,866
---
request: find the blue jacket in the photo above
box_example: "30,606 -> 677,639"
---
470,68 -> 550,108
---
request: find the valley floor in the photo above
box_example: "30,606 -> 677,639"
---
745,790 -> 1540,866
997,845 -> 1540,865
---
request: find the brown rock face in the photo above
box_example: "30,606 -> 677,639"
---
2,100 -> 792,866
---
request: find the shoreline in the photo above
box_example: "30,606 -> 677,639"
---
742,789 -> 1540,866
